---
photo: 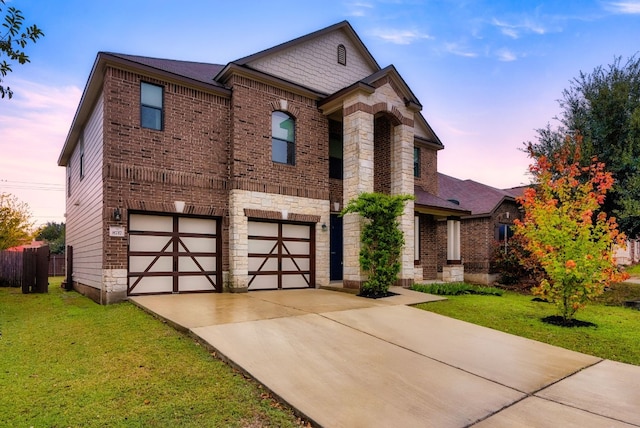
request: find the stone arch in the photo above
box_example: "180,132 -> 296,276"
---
269,99 -> 300,118
371,102 -> 404,127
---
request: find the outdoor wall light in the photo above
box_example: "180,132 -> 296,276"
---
321,223 -> 327,231
113,208 -> 122,221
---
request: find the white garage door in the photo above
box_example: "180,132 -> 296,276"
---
128,214 -> 221,295
248,220 -> 314,290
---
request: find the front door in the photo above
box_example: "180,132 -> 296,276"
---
330,214 -> 343,280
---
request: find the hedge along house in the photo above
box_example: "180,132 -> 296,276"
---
58,21 -> 470,304
437,173 -> 525,284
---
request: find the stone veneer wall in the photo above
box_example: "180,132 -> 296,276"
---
228,189 -> 330,291
341,82 -> 416,288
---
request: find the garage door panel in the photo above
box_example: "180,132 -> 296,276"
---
178,256 -> 217,272
250,275 -> 279,290
248,257 -> 277,271
179,217 -> 217,233
130,276 -> 174,294
130,235 -> 172,252
130,256 -> 173,273
128,214 -> 221,295
283,241 -> 309,254
179,237 -> 216,252
283,223 -> 310,238
282,257 -> 309,271
249,221 -> 278,237
130,214 -> 173,232
282,273 -> 310,289
179,275 -> 216,291
249,239 -> 278,254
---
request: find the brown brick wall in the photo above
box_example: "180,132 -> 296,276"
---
102,67 -> 231,269
418,214 -> 438,279
415,144 -> 438,194
435,201 -> 523,275
228,75 -> 329,198
374,115 -> 392,194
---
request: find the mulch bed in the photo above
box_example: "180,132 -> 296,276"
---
541,315 -> 597,328
358,291 -> 399,299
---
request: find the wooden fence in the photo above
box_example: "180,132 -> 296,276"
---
49,254 -> 66,276
0,248 -> 63,288
0,251 -> 22,286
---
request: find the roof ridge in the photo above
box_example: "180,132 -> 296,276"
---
103,52 -> 223,67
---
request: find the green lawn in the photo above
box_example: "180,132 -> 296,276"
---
0,278 -> 303,427
624,263 -> 640,277
415,282 -> 640,366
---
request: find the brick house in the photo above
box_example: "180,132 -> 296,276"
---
437,174 -> 524,284
58,21 -> 473,304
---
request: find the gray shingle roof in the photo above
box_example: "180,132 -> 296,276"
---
106,53 -> 225,86
438,173 -> 517,216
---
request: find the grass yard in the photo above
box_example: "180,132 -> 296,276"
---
0,278 -> 303,428
414,282 -> 640,366
623,263 -> 640,277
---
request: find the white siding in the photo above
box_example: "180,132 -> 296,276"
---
247,29 -> 377,94
65,94 -> 104,289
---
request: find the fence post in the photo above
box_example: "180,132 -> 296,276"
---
64,246 -> 73,291
35,246 -> 49,293
22,248 -> 36,293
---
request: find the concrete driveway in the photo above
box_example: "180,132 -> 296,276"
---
130,288 -> 639,428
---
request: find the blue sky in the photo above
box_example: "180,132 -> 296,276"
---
1,0 -> 639,226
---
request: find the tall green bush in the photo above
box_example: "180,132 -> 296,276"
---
341,192 -> 413,297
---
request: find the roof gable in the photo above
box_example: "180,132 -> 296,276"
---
231,21 -> 380,95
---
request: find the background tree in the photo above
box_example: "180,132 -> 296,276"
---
35,221 -> 65,254
527,55 -> 640,237
341,192 -> 413,298
515,136 -> 627,324
0,0 -> 44,99
0,193 -> 34,250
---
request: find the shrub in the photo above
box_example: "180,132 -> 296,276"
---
341,192 -> 413,297
411,282 -> 503,296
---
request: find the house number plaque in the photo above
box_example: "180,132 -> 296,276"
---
109,226 -> 125,237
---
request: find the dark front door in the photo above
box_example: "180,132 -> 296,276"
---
330,214 -> 343,280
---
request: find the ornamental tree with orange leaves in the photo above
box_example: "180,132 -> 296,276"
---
514,135 -> 628,323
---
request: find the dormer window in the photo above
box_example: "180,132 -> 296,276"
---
337,44 -> 346,66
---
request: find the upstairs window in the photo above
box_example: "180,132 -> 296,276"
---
414,147 -> 421,177
329,120 -> 343,179
337,44 -> 347,66
141,82 -> 163,130
272,111 -> 295,165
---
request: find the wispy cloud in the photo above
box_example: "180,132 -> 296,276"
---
443,42 -> 478,58
492,17 -> 547,39
345,1 -> 375,17
605,1 -> 640,14
369,28 -> 433,44
495,48 -> 517,62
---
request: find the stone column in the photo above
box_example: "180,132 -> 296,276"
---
391,123 -> 415,287
228,189 -> 249,292
342,105 -> 374,288
443,217 -> 464,282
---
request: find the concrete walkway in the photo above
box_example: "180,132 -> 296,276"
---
130,288 -> 639,427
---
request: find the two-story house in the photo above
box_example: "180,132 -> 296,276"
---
58,21 -> 472,304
